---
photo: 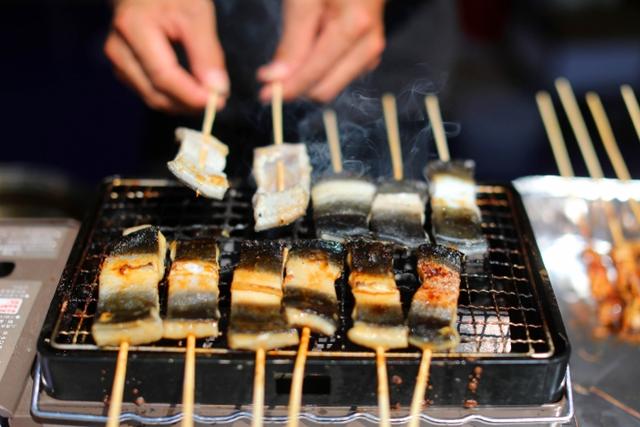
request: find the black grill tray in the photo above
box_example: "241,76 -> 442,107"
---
37,177 -> 570,407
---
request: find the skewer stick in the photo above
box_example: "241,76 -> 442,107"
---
425,95 -> 451,162
382,93 -> 404,181
408,349 -> 432,427
199,91 -> 219,168
554,78 -> 604,179
272,82 -> 286,192
106,341 -> 129,427
323,109 -> 343,174
535,91 -> 575,177
554,79 -> 625,246
287,327 -> 311,427
252,348 -> 266,427
375,347 -> 391,427
621,85 -> 640,143
586,92 -> 640,224
181,334 -> 196,427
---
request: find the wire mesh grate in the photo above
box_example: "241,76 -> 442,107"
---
49,179 -> 553,358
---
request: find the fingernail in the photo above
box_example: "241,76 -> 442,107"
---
258,62 -> 290,81
204,69 -> 230,94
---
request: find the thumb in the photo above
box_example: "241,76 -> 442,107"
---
257,0 -> 323,82
179,1 -> 229,98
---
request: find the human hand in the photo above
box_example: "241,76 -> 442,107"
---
105,0 -> 229,112
257,0 -> 386,103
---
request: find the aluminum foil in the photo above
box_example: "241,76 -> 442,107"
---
514,175 -> 640,427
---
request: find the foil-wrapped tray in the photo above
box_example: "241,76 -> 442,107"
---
515,175 -> 640,426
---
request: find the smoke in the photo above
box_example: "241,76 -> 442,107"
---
296,64 -> 459,183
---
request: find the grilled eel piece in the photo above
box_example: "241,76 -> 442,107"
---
425,160 -> 487,258
408,244 -> 464,351
163,239 -> 221,339
370,180 -> 429,248
92,226 -> 166,346
228,240 -> 299,350
283,240 -> 344,336
167,127 -> 230,200
311,176 -> 376,242
252,143 -> 312,231
347,239 -> 408,350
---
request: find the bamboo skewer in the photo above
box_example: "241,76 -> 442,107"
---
382,93 -> 404,181
408,349 -> 432,427
252,348 -> 267,427
199,91 -> 219,169
586,92 -> 640,224
272,82 -> 286,192
555,78 -> 604,179
554,80 -> 625,246
376,347 -> 391,427
106,341 -> 129,427
181,334 -> 197,427
323,109 -> 343,174
621,85 -> 640,143
425,95 -> 450,162
535,91 -> 575,178
287,327 -> 311,427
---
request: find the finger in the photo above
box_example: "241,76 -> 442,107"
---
176,0 -> 230,96
307,32 -> 385,102
257,0 -> 323,82
114,16 -> 210,109
262,7 -> 379,101
104,31 -> 175,111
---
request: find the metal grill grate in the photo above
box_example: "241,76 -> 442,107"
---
48,178 -> 553,358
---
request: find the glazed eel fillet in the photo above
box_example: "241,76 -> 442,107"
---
92,225 -> 166,346
228,241 -> 299,350
163,239 -> 221,339
370,180 -> 429,248
426,160 -> 487,258
283,240 -> 344,336
408,244 -> 464,351
311,176 -> 376,241
252,143 -> 312,231
347,239 -> 408,350
167,127 -> 230,200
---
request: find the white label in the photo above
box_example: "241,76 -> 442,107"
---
0,226 -> 65,259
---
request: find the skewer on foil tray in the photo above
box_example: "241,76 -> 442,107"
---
537,89 -> 625,337
283,240 -> 343,427
311,109 -> 376,241
228,240 -> 299,427
91,225 -> 167,427
555,78 -> 640,340
424,95 -> 488,259
168,91 -> 230,199
163,239 -> 221,427
253,83 -> 312,231
407,244 -> 464,427
347,239 -> 408,427
370,93 -> 429,248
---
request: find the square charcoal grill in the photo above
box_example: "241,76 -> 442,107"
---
37,178 -> 570,408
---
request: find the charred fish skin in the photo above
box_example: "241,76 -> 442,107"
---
164,239 -> 221,339
408,244 -> 464,351
283,240 -> 344,336
312,177 -> 376,241
93,226 -> 166,346
228,240 -> 299,350
346,239 -> 409,350
370,180 -> 430,248
426,160 -> 487,257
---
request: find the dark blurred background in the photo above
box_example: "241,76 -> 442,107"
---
2,0 -> 640,219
